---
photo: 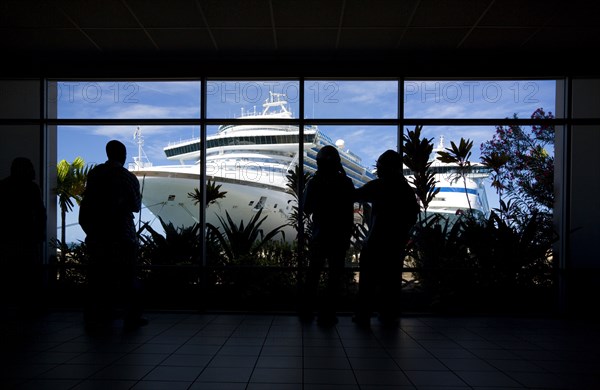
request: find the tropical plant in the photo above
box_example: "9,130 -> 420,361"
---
48,238 -> 89,285
407,213 -> 473,308
206,208 -> 287,264
464,207 -> 555,287
54,157 -> 92,278
459,205 -> 557,311
187,179 -> 228,207
137,217 -> 202,287
403,112 -> 556,313
480,108 -> 554,214
138,217 -> 201,266
284,164 -> 312,254
361,120 -> 558,312
436,137 -> 475,211
402,125 -> 438,215
480,151 -> 510,208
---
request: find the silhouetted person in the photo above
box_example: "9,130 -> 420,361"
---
299,145 -> 355,325
0,157 -> 46,314
79,140 -> 147,331
353,150 -> 419,327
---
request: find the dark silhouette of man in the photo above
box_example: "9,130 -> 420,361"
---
300,145 -> 355,325
0,157 -> 46,314
79,140 -> 147,330
353,149 -> 419,327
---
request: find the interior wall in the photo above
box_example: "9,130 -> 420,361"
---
0,125 -> 40,182
570,79 -> 600,267
566,78 -> 600,314
0,80 -> 41,179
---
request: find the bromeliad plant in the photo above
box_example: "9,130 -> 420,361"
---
206,208 -> 287,265
137,217 -> 202,287
138,218 -> 202,266
205,208 -> 293,306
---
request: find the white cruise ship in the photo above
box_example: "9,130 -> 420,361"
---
130,92 -> 376,241
130,93 -> 492,241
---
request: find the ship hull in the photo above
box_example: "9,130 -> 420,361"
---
135,167 -> 489,244
134,167 -> 296,241
426,177 -> 489,217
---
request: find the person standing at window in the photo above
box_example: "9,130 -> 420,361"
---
79,140 -> 147,331
0,157 -> 47,316
353,149 -> 419,327
299,145 -> 355,325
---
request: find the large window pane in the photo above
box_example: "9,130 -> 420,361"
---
304,80 -> 398,119
207,80 -> 299,118
404,126 -> 495,217
404,121 -> 555,218
204,122 -> 299,242
55,81 -> 201,119
205,80 -> 300,244
404,79 -> 556,119
57,125 -> 198,245
315,125 -> 397,173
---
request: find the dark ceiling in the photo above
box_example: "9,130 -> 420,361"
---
2,0 -> 598,77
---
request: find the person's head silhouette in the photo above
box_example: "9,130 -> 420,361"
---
316,145 -> 341,174
375,149 -> 402,179
106,140 -> 127,166
10,157 -> 35,181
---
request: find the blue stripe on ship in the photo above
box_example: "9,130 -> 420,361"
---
436,187 -> 478,195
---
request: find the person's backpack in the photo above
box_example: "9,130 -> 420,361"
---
78,193 -> 95,236
78,165 -> 119,237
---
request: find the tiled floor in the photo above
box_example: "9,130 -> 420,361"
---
2,310 -> 600,389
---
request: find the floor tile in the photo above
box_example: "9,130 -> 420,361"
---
3,310 -> 600,389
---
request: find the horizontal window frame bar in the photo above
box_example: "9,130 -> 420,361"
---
3,118 -> 599,126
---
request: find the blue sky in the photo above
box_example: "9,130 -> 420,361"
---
56,80 -> 556,243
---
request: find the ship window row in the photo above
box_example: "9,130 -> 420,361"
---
208,134 -> 316,148
165,134 -> 316,158
209,157 -> 291,168
342,163 -> 364,178
221,164 -> 286,173
165,143 -> 199,158
303,159 -> 367,187
403,166 -> 492,175
306,148 -> 369,183
307,146 -> 366,178
219,125 -> 300,133
309,144 -> 367,174
345,168 -> 368,183
208,149 -> 293,160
